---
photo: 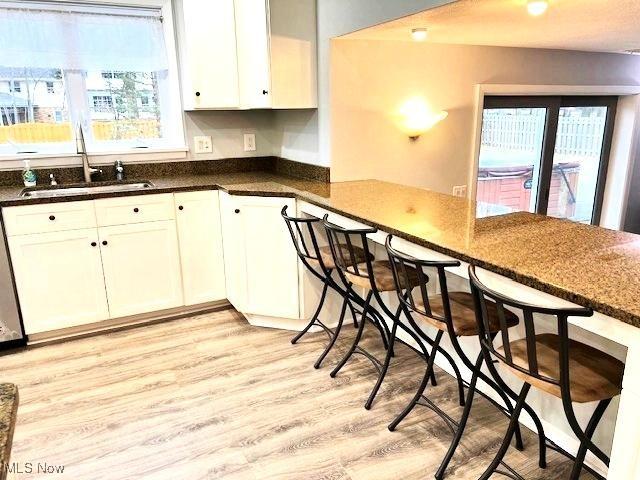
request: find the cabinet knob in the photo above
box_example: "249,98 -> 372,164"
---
195,91 -> 201,97
133,207 -> 139,213
49,215 -> 55,221
178,205 -> 184,211
102,240 -> 108,246
262,89 -> 268,95
91,242 -> 97,247
234,208 -> 240,214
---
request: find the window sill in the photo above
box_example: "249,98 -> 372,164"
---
0,147 -> 189,170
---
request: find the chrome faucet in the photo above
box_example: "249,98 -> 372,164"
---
76,123 -> 102,183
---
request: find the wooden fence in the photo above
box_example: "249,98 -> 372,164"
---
0,120 -> 160,143
482,112 -> 606,157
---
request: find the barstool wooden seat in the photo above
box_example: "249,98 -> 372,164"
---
415,291 -> 519,337
307,245 -> 369,271
500,333 -> 623,404
469,265 -> 623,480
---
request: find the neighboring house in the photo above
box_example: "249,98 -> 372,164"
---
84,71 -> 158,122
0,68 -> 157,125
0,68 -> 66,125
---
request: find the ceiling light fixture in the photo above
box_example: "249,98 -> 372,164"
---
411,28 -> 428,42
527,0 -> 549,16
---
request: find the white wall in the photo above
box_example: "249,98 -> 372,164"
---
330,40 -> 640,196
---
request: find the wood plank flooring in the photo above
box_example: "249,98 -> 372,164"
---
1,309 -> 591,479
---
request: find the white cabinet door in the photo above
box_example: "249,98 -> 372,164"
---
99,221 -> 183,318
234,0 -> 272,109
8,228 -> 109,334
179,0 -> 240,109
239,196 -> 299,318
219,192 -> 248,311
268,0 -> 317,108
174,191 -> 226,305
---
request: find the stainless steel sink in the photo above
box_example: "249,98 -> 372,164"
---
20,181 -> 155,198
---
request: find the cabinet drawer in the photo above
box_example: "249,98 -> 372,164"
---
3,201 -> 96,236
95,194 -> 175,226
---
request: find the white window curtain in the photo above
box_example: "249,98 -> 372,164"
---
0,3 -> 168,72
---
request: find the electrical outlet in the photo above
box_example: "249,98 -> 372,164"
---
452,185 -> 467,198
243,133 -> 256,152
193,136 -> 212,154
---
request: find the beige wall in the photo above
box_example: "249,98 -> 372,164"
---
330,40 -> 640,194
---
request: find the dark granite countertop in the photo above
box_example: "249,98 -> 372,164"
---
0,383 -> 18,472
1,174 -> 639,328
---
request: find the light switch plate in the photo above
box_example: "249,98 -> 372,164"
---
243,133 -> 256,152
194,136 -> 212,154
452,185 -> 467,197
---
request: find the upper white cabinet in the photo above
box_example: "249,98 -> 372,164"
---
175,191 -> 226,305
219,192 -> 300,319
176,0 -> 240,110
177,0 -> 317,110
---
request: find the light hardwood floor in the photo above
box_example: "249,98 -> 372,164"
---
2,309 -> 590,479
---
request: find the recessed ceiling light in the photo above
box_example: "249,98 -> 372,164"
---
411,28 -> 428,42
527,0 -> 548,16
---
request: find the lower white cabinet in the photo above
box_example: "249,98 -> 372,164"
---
4,189 -> 301,336
174,191 -> 226,305
220,192 -> 300,319
8,228 -> 110,334
99,220 -> 184,318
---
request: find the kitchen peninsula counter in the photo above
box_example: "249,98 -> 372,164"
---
0,174 -> 638,327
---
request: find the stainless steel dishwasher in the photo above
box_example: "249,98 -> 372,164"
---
0,221 -> 24,350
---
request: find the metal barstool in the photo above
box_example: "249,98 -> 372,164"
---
469,265 -> 624,480
282,206 -> 366,368
321,218 -> 398,387
322,218 -> 448,410
381,237 -> 548,480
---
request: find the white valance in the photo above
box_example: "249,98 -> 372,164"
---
0,3 -> 168,72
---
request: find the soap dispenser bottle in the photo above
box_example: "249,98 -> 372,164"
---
22,160 -> 36,187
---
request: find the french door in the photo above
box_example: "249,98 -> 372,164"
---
476,95 -> 618,224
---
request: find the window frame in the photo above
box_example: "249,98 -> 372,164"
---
0,0 -> 186,162
480,95 -> 618,225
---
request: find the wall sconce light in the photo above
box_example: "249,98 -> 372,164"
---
527,0 -> 548,16
397,97 -> 448,141
411,28 -> 428,42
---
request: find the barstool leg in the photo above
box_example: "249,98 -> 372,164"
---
330,291 -> 373,378
370,315 -> 390,352
291,279 -> 329,344
483,352 -> 545,463
314,295 -> 349,369
364,308 -> 400,410
434,354 -> 482,480
388,330 -> 444,431
348,300 -> 359,328
478,383 -> 531,480
569,398 -> 611,480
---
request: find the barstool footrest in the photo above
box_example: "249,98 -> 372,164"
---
495,461 -> 525,480
352,345 -> 383,374
416,395 -> 458,434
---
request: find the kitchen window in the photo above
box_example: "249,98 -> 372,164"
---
476,95 -> 618,225
0,1 -> 183,157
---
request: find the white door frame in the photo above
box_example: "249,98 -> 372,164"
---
469,84 -> 640,226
